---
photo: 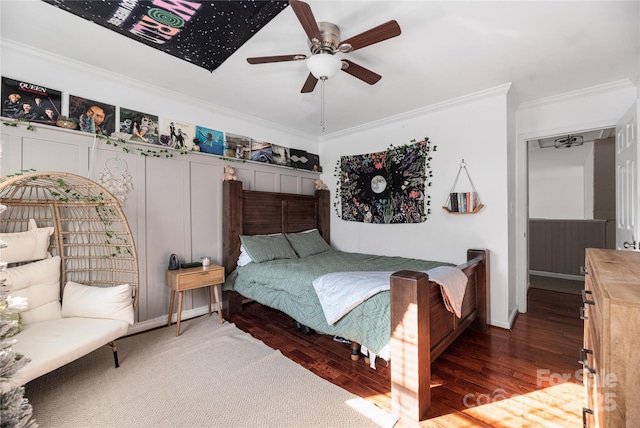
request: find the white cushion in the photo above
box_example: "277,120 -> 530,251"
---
62,281 -> 134,325
2,256 -> 62,324
0,219 -> 53,264
237,244 -> 253,267
1,317 -> 129,391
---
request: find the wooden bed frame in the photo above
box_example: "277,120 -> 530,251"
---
221,180 -> 490,422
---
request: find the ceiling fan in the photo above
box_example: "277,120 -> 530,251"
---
554,135 -> 584,149
246,0 -> 401,93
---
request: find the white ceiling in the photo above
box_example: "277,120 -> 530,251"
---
1,1 -> 638,138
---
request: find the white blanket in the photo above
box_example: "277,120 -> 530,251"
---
312,266 -> 468,325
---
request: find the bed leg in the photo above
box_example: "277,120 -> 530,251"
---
350,341 -> 360,361
108,341 -> 120,368
223,290 -> 243,315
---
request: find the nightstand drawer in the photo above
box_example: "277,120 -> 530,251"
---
166,266 -> 225,291
177,270 -> 224,291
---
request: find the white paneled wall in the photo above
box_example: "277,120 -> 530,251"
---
0,124 -> 319,333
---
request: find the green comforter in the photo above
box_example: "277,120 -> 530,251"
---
223,249 -> 450,358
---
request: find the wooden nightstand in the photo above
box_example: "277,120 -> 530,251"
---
166,264 -> 225,336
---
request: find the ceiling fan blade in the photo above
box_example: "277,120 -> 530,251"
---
339,20 -> 401,52
301,73 -> 318,93
247,54 -> 307,64
341,60 -> 381,85
289,0 -> 322,43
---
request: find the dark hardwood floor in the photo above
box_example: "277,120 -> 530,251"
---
227,288 -> 584,427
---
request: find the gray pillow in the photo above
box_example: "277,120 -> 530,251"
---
285,229 -> 331,258
239,233 -> 298,263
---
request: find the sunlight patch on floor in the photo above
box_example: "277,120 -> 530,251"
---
344,398 -> 399,428
427,382 -> 583,427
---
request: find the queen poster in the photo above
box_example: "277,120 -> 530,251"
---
1,77 -> 62,127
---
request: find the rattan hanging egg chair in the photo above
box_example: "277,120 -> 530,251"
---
0,171 -> 139,310
0,171 -> 140,385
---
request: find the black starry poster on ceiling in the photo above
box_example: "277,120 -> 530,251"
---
41,1 -> 289,72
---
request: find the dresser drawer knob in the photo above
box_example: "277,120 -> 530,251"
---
579,348 -> 596,374
583,407 -> 593,428
582,290 -> 595,306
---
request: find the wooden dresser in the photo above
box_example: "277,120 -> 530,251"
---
582,248 -> 640,427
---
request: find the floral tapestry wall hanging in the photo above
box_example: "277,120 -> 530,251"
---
336,138 -> 436,224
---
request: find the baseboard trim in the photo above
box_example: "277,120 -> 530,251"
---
127,306 -> 214,336
529,270 -> 584,281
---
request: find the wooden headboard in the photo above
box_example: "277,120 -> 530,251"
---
222,179 -> 330,288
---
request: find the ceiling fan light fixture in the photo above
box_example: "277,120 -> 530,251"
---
306,53 -> 342,80
554,135 -> 584,149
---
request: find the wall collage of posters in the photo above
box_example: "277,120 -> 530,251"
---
336,139 -> 436,224
0,77 -> 320,172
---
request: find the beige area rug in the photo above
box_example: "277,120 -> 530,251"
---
24,316 -> 397,428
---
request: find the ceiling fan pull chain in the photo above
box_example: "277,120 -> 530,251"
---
320,78 -> 326,132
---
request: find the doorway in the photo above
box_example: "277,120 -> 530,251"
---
526,128 -> 615,296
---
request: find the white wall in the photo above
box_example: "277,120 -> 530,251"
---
528,166 -> 585,219
320,85 -> 511,328
0,43 -> 321,333
528,141 -> 595,220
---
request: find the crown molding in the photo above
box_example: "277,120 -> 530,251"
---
320,83 -> 513,141
518,79 -> 636,111
1,39 -> 317,142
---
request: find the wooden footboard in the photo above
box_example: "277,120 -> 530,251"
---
390,249 -> 489,422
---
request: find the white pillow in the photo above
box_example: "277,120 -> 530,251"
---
62,281 -> 134,325
2,256 -> 62,324
237,244 -> 253,267
0,219 -> 53,264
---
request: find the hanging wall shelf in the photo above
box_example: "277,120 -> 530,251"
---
443,159 -> 484,214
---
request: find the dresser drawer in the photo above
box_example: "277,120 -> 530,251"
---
582,256 -> 602,428
583,295 -> 601,359
582,274 -> 602,357
584,372 -> 597,427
